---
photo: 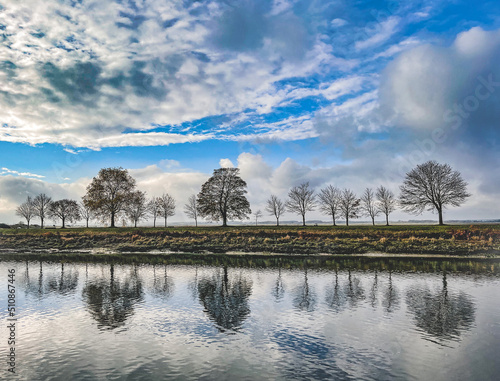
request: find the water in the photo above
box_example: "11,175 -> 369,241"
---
1,255 -> 499,380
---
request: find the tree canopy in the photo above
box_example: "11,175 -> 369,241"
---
197,168 -> 251,227
83,167 -> 137,228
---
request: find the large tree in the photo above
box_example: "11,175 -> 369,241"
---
197,168 -> 251,227
318,185 -> 341,226
48,199 -> 81,228
184,194 -> 199,227
126,191 -> 149,228
376,186 -> 396,226
286,182 -> 316,226
16,196 -> 35,228
83,167 -> 137,228
361,188 -> 379,226
265,195 -> 285,226
158,193 -> 176,227
399,161 -> 471,225
339,189 -> 360,226
33,193 -> 52,229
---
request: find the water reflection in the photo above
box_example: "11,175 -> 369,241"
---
197,266 -> 252,332
406,272 -> 475,342
150,264 -> 174,299
382,271 -> 400,314
293,268 -> 317,312
82,264 -> 144,330
1,257 -> 491,380
23,261 -> 79,297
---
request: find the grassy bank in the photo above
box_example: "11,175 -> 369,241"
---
0,224 -> 499,256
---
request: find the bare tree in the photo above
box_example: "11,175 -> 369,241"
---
33,193 -> 52,229
361,188 -> 379,226
318,185 -> 341,226
158,193 -> 176,227
16,196 -> 35,228
265,195 -> 285,226
376,186 -> 396,226
399,161 -> 471,225
286,182 -> 316,226
184,195 -> 199,227
126,191 -> 149,228
254,210 -> 263,226
148,197 -> 161,228
339,189 -> 360,226
79,201 -> 93,228
48,199 -> 81,228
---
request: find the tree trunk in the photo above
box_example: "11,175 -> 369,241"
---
86,218 -> 89,228
110,211 -> 115,228
27,220 -> 30,229
134,220 -> 137,228
385,213 -> 389,226
164,216 -> 167,228
222,215 -> 227,227
332,215 -> 336,227
195,218 -> 198,227
371,216 -> 375,226
153,217 -> 156,228
62,217 -> 65,229
438,208 -> 444,225
41,217 -> 44,229
346,215 -> 349,226
276,218 -> 279,227
302,214 -> 306,226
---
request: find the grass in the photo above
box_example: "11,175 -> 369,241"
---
0,224 -> 499,256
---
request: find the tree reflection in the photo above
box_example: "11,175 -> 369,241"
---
370,271 -> 378,308
150,264 -> 174,299
381,271 -> 399,313
406,272 -> 475,341
82,264 -> 144,330
344,270 -> 365,308
293,268 -> 317,312
325,269 -> 347,312
23,261 -> 78,297
197,266 -> 252,332
271,267 -> 285,302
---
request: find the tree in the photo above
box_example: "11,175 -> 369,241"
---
79,201 -> 93,228
399,161 -> 471,225
126,191 -> 149,228
33,193 -> 52,229
148,197 -> 161,228
376,186 -> 396,226
339,189 -> 360,226
184,195 -> 199,227
83,167 -> 137,228
158,193 -> 175,227
361,188 -> 379,226
48,199 -> 81,228
265,195 -> 285,226
286,182 -> 316,226
197,168 -> 251,227
16,196 -> 35,228
254,210 -> 263,226
318,185 -> 341,226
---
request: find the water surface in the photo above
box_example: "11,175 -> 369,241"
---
1,256 -> 499,380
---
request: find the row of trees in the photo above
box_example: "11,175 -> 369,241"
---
15,161 -> 470,228
264,184 -> 397,227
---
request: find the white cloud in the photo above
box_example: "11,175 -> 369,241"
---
219,158 -> 234,168
1,167 -> 45,178
355,16 -> 400,51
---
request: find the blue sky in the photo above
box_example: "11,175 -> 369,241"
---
0,0 -> 499,224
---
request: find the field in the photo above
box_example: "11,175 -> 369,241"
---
0,224 -> 499,256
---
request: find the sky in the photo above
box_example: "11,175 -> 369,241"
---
0,0 -> 499,225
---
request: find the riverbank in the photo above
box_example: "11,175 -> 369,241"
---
1,224 -> 499,256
